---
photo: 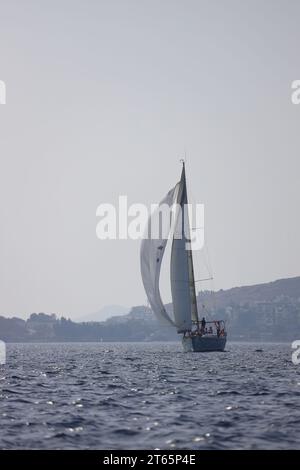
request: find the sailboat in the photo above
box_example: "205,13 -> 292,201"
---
140,161 -> 227,352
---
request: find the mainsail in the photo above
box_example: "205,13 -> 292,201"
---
170,163 -> 198,332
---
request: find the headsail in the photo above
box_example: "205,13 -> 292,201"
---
140,185 -> 179,326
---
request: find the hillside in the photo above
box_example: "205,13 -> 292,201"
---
198,277 -> 300,309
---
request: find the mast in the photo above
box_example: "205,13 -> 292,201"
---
181,161 -> 199,325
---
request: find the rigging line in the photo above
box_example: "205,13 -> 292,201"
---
203,243 -> 216,314
185,167 -> 211,277
202,243 -> 217,312
204,244 -> 213,275
194,277 -> 214,283
182,160 -> 218,318
188,187 -> 215,315
171,277 -> 213,283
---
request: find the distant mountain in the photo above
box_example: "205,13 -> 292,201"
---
76,305 -> 129,323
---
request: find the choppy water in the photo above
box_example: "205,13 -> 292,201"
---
0,342 -> 299,449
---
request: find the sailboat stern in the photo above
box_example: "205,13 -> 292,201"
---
190,334 -> 227,352
182,334 -> 226,352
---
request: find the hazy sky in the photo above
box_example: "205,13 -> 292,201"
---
0,0 -> 300,319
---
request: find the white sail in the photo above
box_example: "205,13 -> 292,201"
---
170,165 -> 194,332
140,185 -> 179,326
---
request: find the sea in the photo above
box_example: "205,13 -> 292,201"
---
0,342 -> 299,449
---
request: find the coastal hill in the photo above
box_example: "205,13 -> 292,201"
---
198,276 -> 300,309
0,277 -> 300,342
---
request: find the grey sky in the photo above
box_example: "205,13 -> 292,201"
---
0,0 -> 299,319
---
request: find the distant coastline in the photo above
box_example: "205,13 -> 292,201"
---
1,276 -> 300,343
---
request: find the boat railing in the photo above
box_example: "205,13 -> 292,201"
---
191,320 -> 226,337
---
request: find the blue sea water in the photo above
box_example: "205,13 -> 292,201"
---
0,342 -> 299,449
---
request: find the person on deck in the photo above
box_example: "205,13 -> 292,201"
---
201,317 -> 206,333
